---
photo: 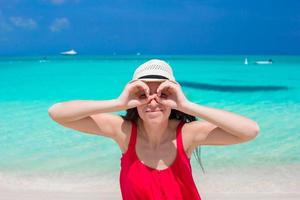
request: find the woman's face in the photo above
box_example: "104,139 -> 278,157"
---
136,81 -> 171,123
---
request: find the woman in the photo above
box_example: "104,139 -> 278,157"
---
48,59 -> 260,200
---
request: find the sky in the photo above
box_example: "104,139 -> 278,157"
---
0,0 -> 299,56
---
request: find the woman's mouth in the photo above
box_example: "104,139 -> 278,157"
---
146,110 -> 163,113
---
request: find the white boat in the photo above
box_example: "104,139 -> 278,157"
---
244,58 -> 248,65
61,49 -> 77,55
255,59 -> 273,64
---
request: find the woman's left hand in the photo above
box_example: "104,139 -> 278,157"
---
155,80 -> 189,110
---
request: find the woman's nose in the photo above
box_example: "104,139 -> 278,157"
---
148,94 -> 159,104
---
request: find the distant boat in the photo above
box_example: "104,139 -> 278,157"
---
244,58 -> 248,65
61,49 -> 77,56
255,59 -> 273,65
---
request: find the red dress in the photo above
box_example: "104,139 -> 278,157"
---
119,120 -> 202,200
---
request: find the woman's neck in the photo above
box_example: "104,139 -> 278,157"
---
137,119 -> 171,150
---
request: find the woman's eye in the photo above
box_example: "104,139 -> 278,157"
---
161,93 -> 168,98
139,94 -> 146,98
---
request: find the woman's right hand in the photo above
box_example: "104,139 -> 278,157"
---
117,80 -> 150,109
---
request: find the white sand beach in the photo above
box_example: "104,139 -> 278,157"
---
1,164 -> 299,200
1,189 -> 299,200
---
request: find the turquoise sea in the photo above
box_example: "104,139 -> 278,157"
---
0,55 -> 299,194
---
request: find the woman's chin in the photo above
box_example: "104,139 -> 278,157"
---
145,111 -> 163,119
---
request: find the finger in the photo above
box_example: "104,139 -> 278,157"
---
133,85 -> 143,95
128,79 -> 138,84
156,81 -> 168,97
154,95 -> 161,103
136,81 -> 150,97
134,99 -> 147,107
168,80 -> 179,85
132,81 -> 149,96
157,82 -> 173,97
139,98 -> 149,105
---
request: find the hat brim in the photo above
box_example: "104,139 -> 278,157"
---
138,78 -> 167,82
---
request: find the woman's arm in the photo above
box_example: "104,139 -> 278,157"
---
48,79 -> 151,123
47,80 -> 150,139
180,101 -> 260,140
48,99 -> 124,123
155,80 -> 260,146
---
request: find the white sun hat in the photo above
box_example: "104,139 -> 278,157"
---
131,59 -> 176,82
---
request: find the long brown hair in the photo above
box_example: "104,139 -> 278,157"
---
120,108 -> 205,174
